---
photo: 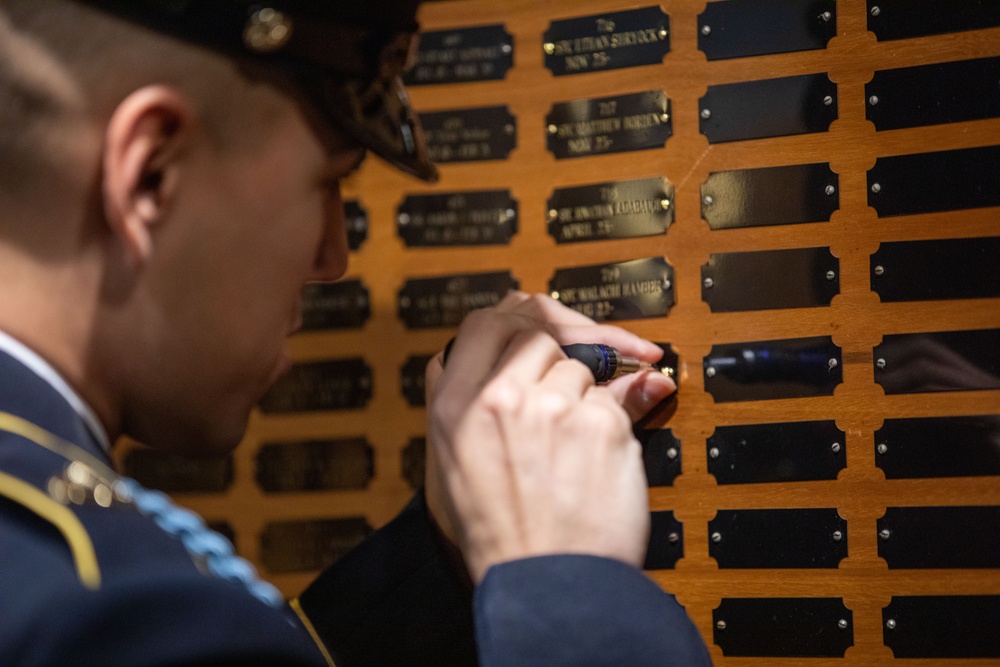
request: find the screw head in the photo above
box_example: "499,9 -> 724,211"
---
826,270 -> 836,281
397,212 -> 411,226
711,532 -> 722,543
668,531 -> 680,544
869,95 -> 880,106
701,25 -> 712,36
700,108 -> 712,120
659,27 -> 669,38
877,443 -> 888,455
825,184 -> 836,195
831,442 -> 842,453
703,194 -> 714,205
838,618 -> 849,630
399,296 -> 411,308
666,447 -> 678,460
828,358 -> 838,369
880,528 -> 891,540
703,277 -> 715,289
547,124 -> 558,135
660,198 -> 671,210
833,530 -> 843,542
886,618 -> 896,630
550,291 -> 560,300
705,366 -> 717,378
871,6 -> 881,17
660,112 -> 670,122
543,42 -> 555,55
709,447 -> 720,459
876,357 -> 886,369
502,43 -> 512,54
823,95 -> 834,106
874,265 -> 885,276
716,620 -> 726,630
548,209 -> 559,221
871,182 -> 882,194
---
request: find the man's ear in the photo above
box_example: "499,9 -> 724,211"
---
102,86 -> 193,265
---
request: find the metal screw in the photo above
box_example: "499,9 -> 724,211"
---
826,270 -> 836,281
659,27 -> 669,38
877,443 -> 888,455
871,6 -> 881,17
709,447 -> 720,459
543,42 -> 555,55
716,620 -> 726,630
397,212 -> 410,226
668,532 -> 680,544
874,265 -> 885,276
666,447 -> 678,460
869,95 -> 880,106
663,279 -> 672,290
547,124 -> 558,135
502,43 -> 512,54
871,182 -> 882,194
876,358 -> 886,369
660,198 -> 671,210
548,209 -> 559,221
825,184 -> 836,195
880,528 -> 891,540
821,11 -> 832,22
828,358 -> 839,369
660,112 -> 670,122
705,366 -> 717,378
886,619 -> 896,630
831,442 -> 842,453
505,123 -> 515,135
701,25 -> 712,36
700,108 -> 712,119
703,194 -> 714,205
704,277 -> 715,289
711,532 -> 722,543
833,530 -> 843,542
505,208 -> 516,220
550,291 -> 560,300
838,619 -> 849,630
824,95 -> 833,106
399,296 -> 411,308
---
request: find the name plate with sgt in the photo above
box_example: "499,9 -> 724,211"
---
398,271 -> 518,329
698,0 -> 836,60
704,336 -> 843,402
714,598 -> 853,657
883,596 -> 1000,658
878,506 -> 1000,569
549,257 -> 674,322
876,415 -> 1000,479
404,25 -> 513,85
543,6 -> 669,76
710,508 -> 847,568
645,510 -> 683,570
300,279 -> 370,331
258,359 -> 373,413
871,237 -> 1000,302
420,106 -> 516,163
401,354 -> 434,407
546,91 -> 671,159
701,163 -> 839,229
397,190 -> 517,247
255,438 -> 374,493
260,518 -> 372,573
637,429 -> 681,487
123,449 -> 233,494
868,0 -> 1000,41
708,420 -> 846,485
702,247 -> 839,312
874,329 -> 1000,395
547,177 -> 673,243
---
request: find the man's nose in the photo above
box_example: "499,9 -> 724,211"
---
309,182 -> 350,282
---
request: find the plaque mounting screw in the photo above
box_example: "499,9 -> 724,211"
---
876,358 -> 886,369
663,279 -> 672,290
398,212 -> 411,226
880,528 -> 891,540
547,124 -> 558,135
869,95 -> 880,106
823,95 -> 833,106
703,277 -> 714,289
550,291 -> 560,300
831,442 -> 842,453
711,532 -> 722,543
504,123 -> 515,135
828,358 -> 838,369
701,25 -> 712,36
871,6 -> 881,17
874,265 -> 885,276
886,619 -> 896,630
838,619 -> 849,630
660,112 -> 670,122
825,184 -> 836,195
871,182 -> 882,194
659,28 -> 669,38
821,11 -> 832,22
399,296 -> 411,308
716,620 -> 726,630
703,194 -> 714,205
543,42 -> 555,55
548,209 -> 558,222
502,43 -> 512,54
705,366 -> 717,378
505,208 -> 516,220
709,447 -> 720,459
668,532 -> 680,544
833,530 -> 843,541
826,270 -> 836,281
877,443 -> 888,455
666,447 -> 678,460
660,198 -> 671,210
700,108 -> 712,120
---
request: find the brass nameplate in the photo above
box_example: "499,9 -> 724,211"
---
543,6 -> 669,76
546,91 -> 671,159
397,190 -> 517,247
549,257 -> 673,322
547,177 -> 673,243
398,271 -> 519,329
420,105 -> 516,163
405,24 -> 513,85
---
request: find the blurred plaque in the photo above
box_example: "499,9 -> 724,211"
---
698,0 -> 836,60
708,420 -> 846,485
258,359 -> 373,413
704,336 -> 843,402
876,414 -> 1000,479
871,237 -> 1000,302
546,91 -> 671,159
255,438 -> 374,493
867,56 -> 1000,131
645,510 -> 683,570
701,163 -> 838,229
543,6 -> 669,76
702,247 -> 840,312
397,190 -> 517,247
123,449 -> 233,494
714,598 -> 853,657
868,0 -> 1000,41
549,257 -> 674,322
345,200 -> 367,251
699,73 -> 837,143
206,521 -> 235,546
401,437 -> 426,490
402,355 -> 434,407
884,596 -> 1000,658
404,25 -> 513,85
874,329 -> 1000,394
420,106 -> 516,163
300,279 -> 370,331
260,517 -> 371,573
637,429 -> 681,487
868,145 -> 1000,217
398,271 -> 518,329
878,506 -> 1000,569
710,509 -> 847,568
547,177 -> 673,243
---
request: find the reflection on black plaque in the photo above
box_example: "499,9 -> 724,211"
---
868,0 -> 1000,41
543,6 -> 669,76
260,517 -> 372,573
255,439 -> 374,493
401,437 -> 426,490
874,329 -> 1000,395
549,257 -> 673,322
872,237 -> 1000,302
876,415 -> 1000,479
704,336 -> 843,402
878,506 -> 1000,569
123,449 -> 233,494
546,91 -> 671,159
345,200 -> 368,251
419,106 -> 516,163
702,247 -> 839,312
709,420 -> 846,485
698,0 -> 836,60
398,271 -> 518,329
714,598 -> 853,657
637,429 -> 681,487
402,355 -> 434,407
645,511 -> 683,569
547,177 -> 673,243
700,73 -> 837,143
404,25 -> 513,85
300,279 -> 370,331
397,190 -> 517,247
258,359 -> 373,413
884,596 -> 1000,658
701,163 -> 838,229
710,508 -> 847,568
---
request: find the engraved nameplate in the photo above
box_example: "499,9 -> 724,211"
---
543,6 -> 669,76
704,336 -> 843,402
402,355 -> 434,407
300,279 -> 370,331
255,438 -> 374,493
874,329 -> 1000,394
420,106 -> 516,163
547,177 -> 673,243
699,0 -> 836,60
872,237 -> 1000,302
123,449 -> 233,494
546,91 -> 671,159
710,508 -> 847,568
402,437 -> 426,490
876,415 -> 1000,479
709,420 -> 846,485
549,257 -> 674,322
345,200 -> 367,251
637,429 -> 681,487
645,510 -> 683,569
884,596 -> 1000,658
702,247 -> 840,312
260,517 -> 372,573
868,0 -> 1000,41
701,163 -> 839,229
700,73 -> 837,143
398,271 -> 518,329
258,359 -> 373,413
397,190 -> 517,247
714,598 -> 853,657
878,506 -> 1000,569
404,25 -> 513,85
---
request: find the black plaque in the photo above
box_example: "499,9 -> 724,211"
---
255,439 -> 374,493
699,73 -> 837,144
123,449 -> 233,494
398,271 -> 518,329
872,237 -> 1000,302
709,420 -> 846,485
645,510 -> 683,570
702,247 -> 840,312
549,257 -> 674,322
260,517 -> 371,573
704,336 -> 843,403
546,91 -> 671,159
874,329 -> 1000,395
402,355 -> 434,407
300,279 -> 370,331
547,178 -> 673,243
401,436 -> 426,490
884,596 -> 1000,658
397,190 -> 517,247
258,359 -> 373,413
344,200 -> 367,251
543,6 -> 669,76
878,506 -> 1000,569
701,163 -> 839,229
404,25 -> 513,86
710,509 -> 847,569
867,56 -> 1000,131
419,106 -> 516,163
869,0 -> 1000,41
868,144 -> 1000,217
638,429 -> 681,487
714,598 -> 853,657
698,0 -> 836,60
876,414 -> 1000,479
